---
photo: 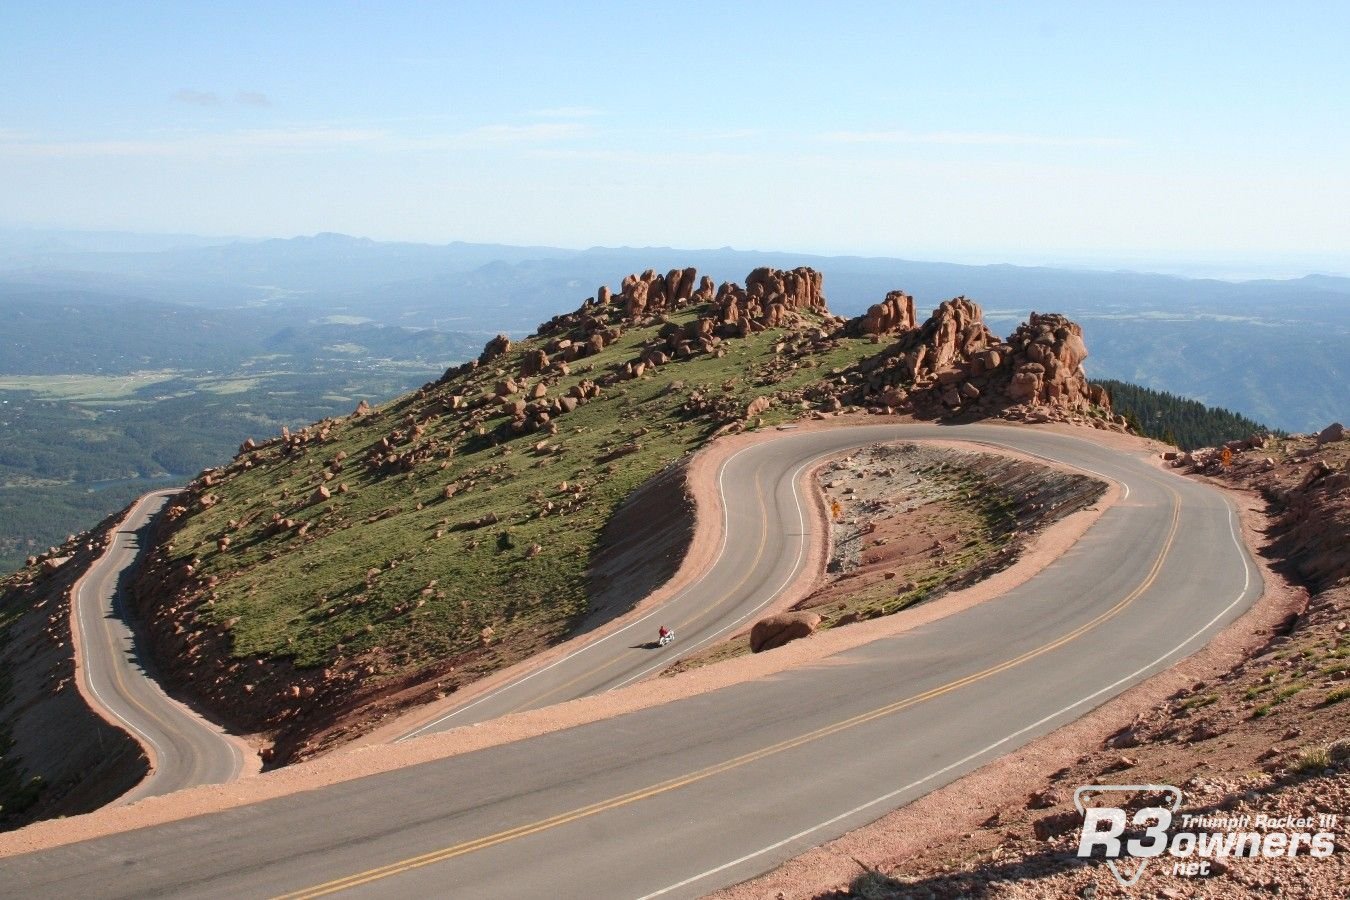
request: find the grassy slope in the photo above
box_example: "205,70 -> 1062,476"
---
160,309 -> 877,697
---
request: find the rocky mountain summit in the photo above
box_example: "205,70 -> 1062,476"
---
64,265 -> 1120,765
462,267 -> 1116,438
839,293 -> 1117,426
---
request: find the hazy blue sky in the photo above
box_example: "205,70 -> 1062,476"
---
2,1 -> 1347,268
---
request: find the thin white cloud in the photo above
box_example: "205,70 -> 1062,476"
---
0,120 -> 586,160
530,106 -> 604,119
235,90 -> 271,107
461,122 -> 588,143
819,129 -> 1127,148
528,147 -> 754,166
687,127 -> 761,141
172,89 -> 222,107
0,127 -> 386,158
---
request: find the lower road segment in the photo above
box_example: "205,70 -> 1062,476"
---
71,490 -> 247,804
7,425 -> 1261,898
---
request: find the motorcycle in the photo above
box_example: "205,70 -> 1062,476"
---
658,630 -> 675,647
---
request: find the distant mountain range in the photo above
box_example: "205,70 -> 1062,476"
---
1,230 -> 1345,432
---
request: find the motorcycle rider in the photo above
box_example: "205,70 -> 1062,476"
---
658,624 -> 672,643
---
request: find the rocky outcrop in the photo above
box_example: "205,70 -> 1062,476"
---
618,266 -> 700,319
478,334 -> 511,365
519,349 -> 549,378
1002,313 -> 1096,409
832,296 -> 1120,429
521,267 -> 842,390
707,267 -> 829,338
746,266 -> 826,313
852,290 -> 917,336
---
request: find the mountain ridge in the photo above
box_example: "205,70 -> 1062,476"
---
108,264 -> 1118,764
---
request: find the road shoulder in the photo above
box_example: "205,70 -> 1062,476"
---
707,475 -> 1301,900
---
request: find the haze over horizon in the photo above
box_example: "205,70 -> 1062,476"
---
3,2 -> 1348,275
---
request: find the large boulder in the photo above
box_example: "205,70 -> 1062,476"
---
1318,422 -> 1345,444
750,611 -> 822,653
853,290 -> 916,335
520,349 -> 549,377
479,334 -> 511,364
745,266 -> 826,313
1001,313 -> 1095,409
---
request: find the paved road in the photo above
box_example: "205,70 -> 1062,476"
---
395,426 -> 839,739
396,423 -> 1152,737
70,490 -> 247,803
5,424 -> 1262,898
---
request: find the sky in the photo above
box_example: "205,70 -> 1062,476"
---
2,1 -> 1348,271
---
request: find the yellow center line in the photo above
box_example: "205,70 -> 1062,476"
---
274,485 -> 1181,900
500,465 -> 772,714
96,563 -> 181,751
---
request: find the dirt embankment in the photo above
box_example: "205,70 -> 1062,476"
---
665,442 -> 1104,673
124,460 -> 698,767
806,443 -> 1104,623
718,430 -> 1350,900
0,514 -> 148,831
582,460 -> 696,628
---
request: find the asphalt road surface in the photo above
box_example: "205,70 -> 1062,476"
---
6,424 -> 1262,898
70,490 -> 246,803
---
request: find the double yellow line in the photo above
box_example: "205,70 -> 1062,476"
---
500,466 -> 772,714
277,484 -> 1180,899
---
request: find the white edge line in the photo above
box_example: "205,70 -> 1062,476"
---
72,490 -> 253,798
613,432 -> 1135,692
398,428 -> 1144,739
606,448 -> 832,692
635,495 -> 1257,899
74,531 -> 167,761
396,442 -> 762,741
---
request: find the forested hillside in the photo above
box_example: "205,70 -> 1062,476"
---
0,287 -> 482,574
1100,379 -> 1276,450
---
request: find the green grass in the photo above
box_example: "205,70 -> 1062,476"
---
1290,744 -> 1332,775
195,376 -> 269,396
1324,685 -> 1350,706
1275,682 -> 1306,702
1180,693 -> 1219,711
165,310 -> 883,677
0,371 -> 182,402
1252,680 -> 1307,718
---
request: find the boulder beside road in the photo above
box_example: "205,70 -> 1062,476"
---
750,611 -> 822,653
